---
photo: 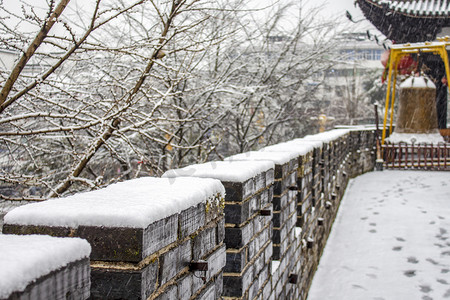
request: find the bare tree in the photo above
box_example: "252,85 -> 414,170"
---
0,0 -> 346,201
0,0 -> 244,199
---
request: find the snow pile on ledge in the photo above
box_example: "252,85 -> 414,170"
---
163,160 -> 274,183
225,151 -> 298,165
303,129 -> 350,143
400,76 -> 436,89
260,140 -> 316,156
0,234 -> 91,299
335,125 -> 377,131
4,177 -> 224,228
386,132 -> 445,144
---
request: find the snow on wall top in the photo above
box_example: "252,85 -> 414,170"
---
303,129 -> 350,143
163,160 -> 274,183
400,76 -> 436,89
386,132 -> 444,144
0,234 -> 91,299
260,141 -> 317,156
4,177 -> 225,228
289,138 -> 324,148
335,125 -> 377,131
225,151 -> 298,165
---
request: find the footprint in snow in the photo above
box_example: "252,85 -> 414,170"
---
437,279 -> 449,285
442,269 -> 450,274
404,270 -> 416,277
430,221 -> 436,225
392,246 -> 402,251
435,243 -> 445,248
407,257 -> 419,264
369,223 -> 377,227
422,296 -> 433,300
366,273 -> 377,279
444,289 -> 450,298
396,237 -> 406,242
441,251 -> 450,256
361,217 -> 368,220
440,228 -> 448,235
369,229 -> 377,233
352,284 -> 366,290
438,216 -> 445,220
426,258 -> 439,265
373,212 -> 380,215
420,285 -> 432,293
422,211 -> 428,214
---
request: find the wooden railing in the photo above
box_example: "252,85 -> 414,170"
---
383,142 -> 450,170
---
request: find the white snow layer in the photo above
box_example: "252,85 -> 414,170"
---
303,129 -> 350,143
400,76 -> 436,89
225,151 -> 298,165
260,141 -> 316,156
4,177 -> 225,228
0,234 -> 91,299
163,160 -> 274,182
308,171 -> 450,300
386,132 -> 445,144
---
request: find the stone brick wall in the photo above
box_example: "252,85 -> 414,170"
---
1,128 -> 376,300
3,177 -> 227,300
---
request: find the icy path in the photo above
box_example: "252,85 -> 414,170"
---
308,170 -> 450,300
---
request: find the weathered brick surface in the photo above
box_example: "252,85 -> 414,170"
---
6,258 -> 90,300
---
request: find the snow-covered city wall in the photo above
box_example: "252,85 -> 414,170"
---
1,128 -> 377,300
3,177 -> 227,299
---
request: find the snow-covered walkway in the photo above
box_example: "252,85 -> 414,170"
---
308,170 -> 450,300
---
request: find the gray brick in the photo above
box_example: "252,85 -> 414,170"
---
191,273 -> 204,296
223,180 -> 254,202
262,279 -> 272,300
224,201 -> 250,225
225,222 -> 253,248
260,188 -> 271,206
180,203 -> 205,239
254,251 -> 266,274
159,247 -> 178,286
216,217 -> 225,244
266,169 -> 275,186
143,214 -> 178,258
225,249 -> 247,273
248,279 -> 259,300
155,284 -> 177,300
193,226 -> 216,260
258,226 -> 270,247
214,272 -> 223,298
249,195 -> 260,216
255,172 -> 266,191
178,240 -> 192,273
206,244 -> 226,280
195,282 -> 215,300
265,241 -> 273,261
177,274 -> 193,300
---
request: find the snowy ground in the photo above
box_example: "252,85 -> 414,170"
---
308,170 -> 450,300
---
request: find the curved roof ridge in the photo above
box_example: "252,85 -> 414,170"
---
363,0 -> 450,16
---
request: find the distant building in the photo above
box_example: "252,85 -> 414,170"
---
314,33 -> 385,125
